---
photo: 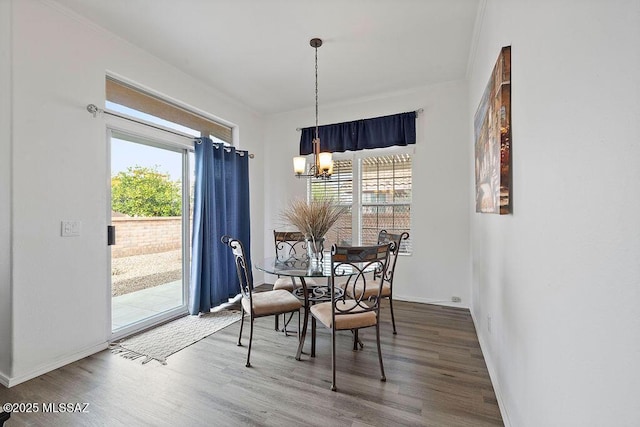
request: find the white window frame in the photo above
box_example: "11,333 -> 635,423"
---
307,145 -> 413,254
106,115 -> 193,340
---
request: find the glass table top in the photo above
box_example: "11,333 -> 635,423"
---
255,254 -> 374,278
255,255 -> 332,278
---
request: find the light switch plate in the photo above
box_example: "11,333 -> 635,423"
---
61,220 -> 81,237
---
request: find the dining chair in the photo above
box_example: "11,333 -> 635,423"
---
344,230 -> 409,334
309,242 -> 392,392
221,235 -> 303,368
272,230 -> 317,332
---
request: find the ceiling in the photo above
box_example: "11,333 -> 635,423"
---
52,0 -> 480,115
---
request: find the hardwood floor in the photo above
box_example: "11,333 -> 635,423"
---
0,299 -> 503,426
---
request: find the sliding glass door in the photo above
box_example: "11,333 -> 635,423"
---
108,128 -> 193,339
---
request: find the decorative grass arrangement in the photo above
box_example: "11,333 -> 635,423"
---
281,199 -> 344,242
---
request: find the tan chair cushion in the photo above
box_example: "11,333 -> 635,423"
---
273,277 -> 295,291
310,300 -> 377,330
273,277 -> 318,291
242,290 -> 302,317
345,279 -> 391,299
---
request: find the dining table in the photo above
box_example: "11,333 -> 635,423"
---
254,253 -> 345,360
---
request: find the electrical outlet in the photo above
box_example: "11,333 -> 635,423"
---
487,315 -> 492,334
451,296 -> 461,303
61,220 -> 81,237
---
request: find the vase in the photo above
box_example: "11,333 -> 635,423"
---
305,236 -> 325,264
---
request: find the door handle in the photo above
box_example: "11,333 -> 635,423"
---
107,225 -> 116,246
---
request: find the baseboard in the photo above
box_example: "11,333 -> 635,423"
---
393,294 -> 468,309
260,285 -> 468,309
0,370 -> 9,388
470,308 -> 511,427
2,342 -> 108,388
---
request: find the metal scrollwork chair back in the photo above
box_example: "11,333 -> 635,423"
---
222,235 -> 302,368
272,230 -> 318,332
309,242 -> 392,392
222,235 -> 253,299
344,230 -> 409,334
274,230 -> 308,262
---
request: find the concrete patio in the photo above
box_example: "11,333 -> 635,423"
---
112,280 -> 184,330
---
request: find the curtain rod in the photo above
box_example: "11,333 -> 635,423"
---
295,108 -> 424,131
86,104 -> 254,158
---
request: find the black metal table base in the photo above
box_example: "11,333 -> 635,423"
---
293,282 -> 343,359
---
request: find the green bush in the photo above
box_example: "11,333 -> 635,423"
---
112,165 -> 181,217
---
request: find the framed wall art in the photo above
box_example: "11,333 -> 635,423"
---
474,45 -> 511,214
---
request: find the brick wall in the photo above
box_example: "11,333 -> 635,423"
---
111,217 -> 182,258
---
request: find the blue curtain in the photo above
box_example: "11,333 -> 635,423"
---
189,137 -> 251,315
299,111 -> 416,155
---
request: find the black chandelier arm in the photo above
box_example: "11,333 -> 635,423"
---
295,164 -> 331,179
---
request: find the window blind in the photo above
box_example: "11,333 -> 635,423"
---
310,159 -> 353,248
310,154 -> 412,254
106,77 -> 232,143
361,154 -> 412,254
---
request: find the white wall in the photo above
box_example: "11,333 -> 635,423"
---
0,0 -> 13,382
469,1 -> 640,425
2,0 -> 264,386
263,81 -> 471,305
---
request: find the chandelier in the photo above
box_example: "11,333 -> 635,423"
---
293,38 -> 333,179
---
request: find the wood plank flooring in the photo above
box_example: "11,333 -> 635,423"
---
0,298 -> 503,426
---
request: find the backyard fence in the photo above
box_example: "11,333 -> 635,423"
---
111,216 -> 182,258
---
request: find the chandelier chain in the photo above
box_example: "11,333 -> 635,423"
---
315,45 -> 319,140
293,38 -> 332,180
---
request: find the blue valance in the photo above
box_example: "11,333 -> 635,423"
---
299,111 -> 417,155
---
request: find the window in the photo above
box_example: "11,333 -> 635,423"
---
310,152 -> 412,254
106,76 -> 232,142
310,159 -> 353,248
361,154 -> 412,253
